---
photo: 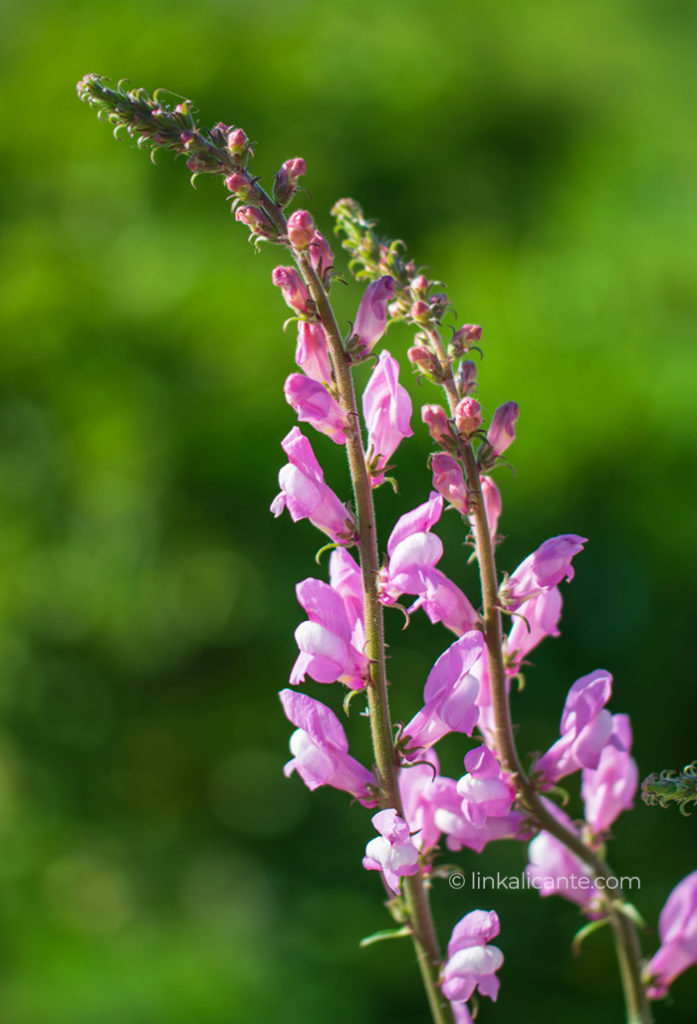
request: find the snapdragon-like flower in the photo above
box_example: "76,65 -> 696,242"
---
348,275 -> 396,357
503,534 -> 587,611
362,809 -> 420,894
362,350 -> 413,485
431,774 -> 524,853
271,265 -> 314,317
295,321 -> 333,384
280,688 -> 376,806
431,453 -> 469,514
441,910 -> 503,1008
270,427 -> 357,544
290,577 -> 368,690
484,401 -> 519,458
505,585 -> 563,670
402,632 -> 481,756
379,492 -> 478,634
526,799 -> 600,913
645,870 -> 697,999
534,669 -> 614,784
399,751 -> 443,852
284,374 -> 349,444
457,745 -> 516,826
582,714 -> 638,834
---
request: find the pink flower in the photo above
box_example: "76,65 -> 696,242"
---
280,688 -> 376,806
454,397 -> 482,437
295,321 -> 333,384
270,427 -> 356,544
362,809 -> 420,894
271,265 -> 314,316
441,910 -> 503,1006
283,373 -> 349,444
362,350 -> 413,484
504,534 -> 587,611
534,669 -> 614,784
349,275 -> 396,357
505,586 -> 562,670
645,871 -> 697,999
422,403 -> 454,449
402,632 -> 482,756
457,745 -> 516,826
432,775 -> 524,853
287,209 -> 315,249
431,453 -> 469,514
582,714 -> 638,834
399,751 -> 443,852
485,401 -> 519,458
526,799 -> 600,912
379,492 -> 478,634
290,577 -> 368,690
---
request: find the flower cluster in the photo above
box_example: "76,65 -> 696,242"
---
78,78 -> 694,1024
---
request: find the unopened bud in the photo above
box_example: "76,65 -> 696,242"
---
455,359 -> 478,395
450,324 -> 482,356
454,397 -> 483,437
235,205 -> 277,240
429,292 -> 449,321
309,231 -> 334,288
287,209 -> 316,250
271,266 -> 314,317
227,127 -> 249,155
225,171 -> 253,197
486,401 -> 519,458
273,157 -> 306,207
431,452 -> 469,513
421,404 -> 456,451
410,274 -> 430,297
408,346 -> 442,380
411,300 -> 431,324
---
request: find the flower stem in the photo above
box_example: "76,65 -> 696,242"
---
294,251 -> 456,1024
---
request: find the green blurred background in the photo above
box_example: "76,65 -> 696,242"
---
1,0 -> 696,1021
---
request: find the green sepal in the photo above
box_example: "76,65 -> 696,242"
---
571,916 -> 610,955
359,926 -> 412,948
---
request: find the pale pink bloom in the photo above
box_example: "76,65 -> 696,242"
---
362,809 -> 420,894
402,632 -> 482,756
399,751 -> 443,852
486,401 -> 519,457
505,586 -> 562,670
283,373 -> 349,445
526,799 -> 600,912
431,453 -> 469,514
280,688 -> 376,806
534,669 -> 614,783
505,534 -> 587,611
362,350 -> 413,484
410,568 -> 479,636
432,775 -> 524,853
290,577 -> 368,690
349,275 -> 396,356
646,871 -> 697,999
457,745 -> 516,826
467,474 -> 501,543
271,265 -> 313,316
295,321 -> 333,384
270,427 -> 356,544
582,714 -> 638,834
442,910 -> 503,1005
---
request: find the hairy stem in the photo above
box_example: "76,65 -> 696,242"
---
428,329 -> 652,1024
294,252 -> 456,1024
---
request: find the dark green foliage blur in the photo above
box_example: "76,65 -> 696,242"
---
1,1 -> 696,1021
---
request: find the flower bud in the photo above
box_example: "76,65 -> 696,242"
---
407,346 -> 442,380
421,404 -> 455,450
287,209 -> 316,250
273,157 -> 306,206
410,274 -> 430,297
486,401 -> 519,457
348,276 -> 396,358
235,205 -> 277,240
431,453 -> 469,513
455,359 -> 477,395
224,171 -> 253,198
227,127 -> 249,156
410,300 -> 431,324
454,397 -> 482,437
308,231 -> 334,289
271,266 -> 314,317
429,292 -> 449,321
450,324 -> 482,357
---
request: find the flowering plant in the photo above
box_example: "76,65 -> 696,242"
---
77,74 -> 696,1024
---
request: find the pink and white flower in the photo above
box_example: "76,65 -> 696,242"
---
362,809 -> 419,894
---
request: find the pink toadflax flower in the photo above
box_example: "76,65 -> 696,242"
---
484,401 -> 519,458
526,799 -> 601,913
441,910 -> 504,1008
295,321 -> 333,384
348,275 -> 396,357
457,745 -> 516,827
402,631 -> 482,756
270,427 -> 356,544
503,534 -> 587,611
582,713 -> 638,834
533,669 -> 614,784
645,870 -> 697,999
271,265 -> 314,317
283,373 -> 349,444
290,576 -> 368,690
362,350 -> 413,485
362,808 -> 420,894
431,453 -> 469,514
280,688 -> 376,806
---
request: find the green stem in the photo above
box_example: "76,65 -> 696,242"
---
294,252 -> 456,1024
427,329 -> 652,1024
